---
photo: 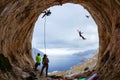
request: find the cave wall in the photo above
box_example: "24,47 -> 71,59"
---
85,1 -> 120,80
0,0 -> 120,80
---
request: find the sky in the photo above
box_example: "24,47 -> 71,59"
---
32,3 -> 99,55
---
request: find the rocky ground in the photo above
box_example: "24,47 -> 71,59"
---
50,54 -> 98,77
0,53 -> 98,80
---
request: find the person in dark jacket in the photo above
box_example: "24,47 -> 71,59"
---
40,54 -> 49,77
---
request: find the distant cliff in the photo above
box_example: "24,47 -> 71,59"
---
50,51 -> 98,77
73,49 -> 97,58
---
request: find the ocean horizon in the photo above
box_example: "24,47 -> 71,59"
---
32,48 -> 96,72
37,55 -> 86,72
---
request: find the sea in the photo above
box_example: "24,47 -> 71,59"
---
37,55 -> 86,72
32,48 -> 96,72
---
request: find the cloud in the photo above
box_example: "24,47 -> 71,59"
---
39,48 -> 82,55
32,3 -> 99,53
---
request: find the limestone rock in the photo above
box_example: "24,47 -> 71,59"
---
0,0 -> 120,80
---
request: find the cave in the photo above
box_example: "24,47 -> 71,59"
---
0,0 -> 120,80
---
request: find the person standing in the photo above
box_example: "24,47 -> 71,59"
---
34,53 -> 41,71
40,54 -> 49,77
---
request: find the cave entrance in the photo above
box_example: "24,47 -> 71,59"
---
1,0 -> 120,79
32,3 -> 99,72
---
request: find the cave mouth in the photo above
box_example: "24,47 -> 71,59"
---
1,0 -> 120,79
32,3 -> 99,72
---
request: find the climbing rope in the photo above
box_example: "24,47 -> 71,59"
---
44,16 -> 47,54
42,9 -> 51,54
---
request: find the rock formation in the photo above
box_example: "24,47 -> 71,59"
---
0,0 -> 120,80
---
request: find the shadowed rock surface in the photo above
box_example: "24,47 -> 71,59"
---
0,0 -> 120,80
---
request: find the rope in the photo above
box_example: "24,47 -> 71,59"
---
42,9 -> 51,54
44,16 -> 47,54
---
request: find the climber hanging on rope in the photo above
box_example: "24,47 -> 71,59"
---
86,15 -> 90,18
42,10 -> 51,18
77,30 -> 86,40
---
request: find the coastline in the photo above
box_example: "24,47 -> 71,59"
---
49,53 -> 98,77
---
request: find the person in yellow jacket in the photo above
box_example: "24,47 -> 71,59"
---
34,53 -> 41,71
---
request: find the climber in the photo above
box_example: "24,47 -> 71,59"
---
34,53 -> 41,71
40,54 -> 49,77
77,30 -> 86,40
42,10 -> 51,18
86,15 -> 90,18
